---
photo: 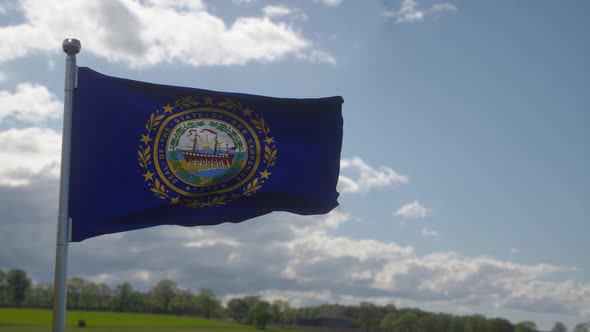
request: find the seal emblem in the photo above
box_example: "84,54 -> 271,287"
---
138,96 -> 277,207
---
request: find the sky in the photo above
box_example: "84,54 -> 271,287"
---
0,0 -> 589,329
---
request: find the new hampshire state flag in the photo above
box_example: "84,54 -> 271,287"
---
69,68 -> 343,241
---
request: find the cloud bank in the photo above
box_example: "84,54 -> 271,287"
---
339,157 -> 408,193
1,192 -> 588,319
0,0 -> 333,67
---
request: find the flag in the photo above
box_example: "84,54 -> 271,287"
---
69,67 -> 343,241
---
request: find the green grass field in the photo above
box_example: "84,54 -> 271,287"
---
0,308 -> 307,332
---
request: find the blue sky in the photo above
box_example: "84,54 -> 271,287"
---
0,0 -> 588,329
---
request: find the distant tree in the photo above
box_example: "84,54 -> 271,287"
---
27,283 -> 52,308
45,284 -> 54,307
244,296 -> 262,324
465,315 -> 487,332
392,312 -> 420,332
270,300 -> 291,327
341,305 -> 357,319
297,305 -> 321,319
270,299 -> 293,327
113,282 -> 134,312
0,269 -> 7,305
448,316 -> 465,332
150,279 -> 177,313
551,322 -> 568,332
270,300 -> 281,324
418,314 -> 442,332
96,283 -> 111,310
6,269 -> 31,307
382,304 -> 398,316
169,289 -> 195,315
194,288 -> 221,318
515,321 -> 538,332
67,277 -> 87,309
243,296 -> 261,308
380,312 -> 397,332
251,300 -> 271,330
127,289 -> 148,312
487,318 -> 514,332
80,282 -> 99,309
573,323 -> 589,332
284,304 -> 297,326
397,307 -> 425,317
433,314 -> 452,332
358,302 -> 382,332
227,298 -> 249,323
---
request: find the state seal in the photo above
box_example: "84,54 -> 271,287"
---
138,96 -> 277,207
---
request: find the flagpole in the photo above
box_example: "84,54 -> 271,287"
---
52,38 -> 80,332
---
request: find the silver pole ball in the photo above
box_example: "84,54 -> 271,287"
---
62,38 -> 81,55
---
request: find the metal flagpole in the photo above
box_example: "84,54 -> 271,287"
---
52,38 -> 80,332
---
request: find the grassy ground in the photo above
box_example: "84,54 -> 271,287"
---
0,308 -> 305,332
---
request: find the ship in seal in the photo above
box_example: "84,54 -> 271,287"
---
179,128 -> 234,169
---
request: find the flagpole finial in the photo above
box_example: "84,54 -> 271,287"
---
62,38 -> 81,55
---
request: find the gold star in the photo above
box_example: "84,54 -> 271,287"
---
170,196 -> 181,204
242,108 -> 253,117
203,96 -> 214,104
259,170 -> 271,179
140,134 -> 152,144
264,136 -> 275,144
186,186 -> 191,190
143,170 -> 155,182
163,104 -> 174,113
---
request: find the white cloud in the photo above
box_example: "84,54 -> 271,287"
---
383,0 -> 419,22
262,5 -> 292,17
0,127 -> 61,186
421,227 -> 440,240
233,0 -> 255,4
338,156 -> 408,193
498,280 -> 590,318
144,0 -> 206,11
47,58 -> 55,71
315,0 -> 343,7
184,237 -> 239,248
0,83 -> 62,123
0,79 -> 63,188
383,0 -> 457,23
394,200 -> 429,219
430,3 -> 457,13
0,0 -> 335,67
296,49 -> 336,65
261,5 -> 308,22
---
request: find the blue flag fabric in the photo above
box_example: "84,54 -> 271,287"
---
69,67 -> 343,241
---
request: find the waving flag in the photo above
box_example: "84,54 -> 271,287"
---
68,67 -> 343,241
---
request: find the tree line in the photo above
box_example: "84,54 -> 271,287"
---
0,268 -> 588,332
